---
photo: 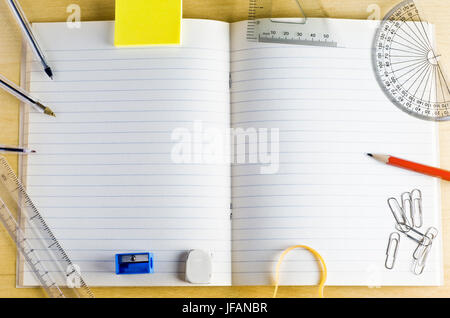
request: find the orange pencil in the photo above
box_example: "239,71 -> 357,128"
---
367,153 -> 450,181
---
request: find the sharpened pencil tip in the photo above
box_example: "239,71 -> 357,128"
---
31,150 -> 36,153
367,153 -> 373,157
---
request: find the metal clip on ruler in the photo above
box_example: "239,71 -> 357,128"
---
0,157 -> 94,298
247,0 -> 338,47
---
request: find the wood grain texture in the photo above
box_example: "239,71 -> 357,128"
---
0,0 -> 449,298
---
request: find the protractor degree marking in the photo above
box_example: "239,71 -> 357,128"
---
416,13 -> 436,54
428,66 -> 435,102
389,40 -> 429,56
390,57 -> 428,66
390,61 -> 430,102
400,20 -> 432,52
387,20 -> 430,54
404,61 -> 431,91
390,58 -> 430,74
437,64 -> 450,95
413,64 -> 432,98
437,66 -> 448,101
394,60 -> 429,81
389,54 -> 426,59
389,47 -> 427,57
420,64 -> 433,102
393,31 -> 430,54
408,65 -> 428,95
409,14 -> 433,52
395,62 -> 430,98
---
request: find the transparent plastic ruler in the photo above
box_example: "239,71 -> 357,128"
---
0,156 -> 94,298
247,0 -> 339,47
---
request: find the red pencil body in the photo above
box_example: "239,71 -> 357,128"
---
388,156 -> 450,181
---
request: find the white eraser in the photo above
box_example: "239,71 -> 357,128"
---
185,250 -> 212,284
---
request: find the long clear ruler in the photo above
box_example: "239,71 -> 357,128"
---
247,0 -> 339,47
0,157 -> 94,298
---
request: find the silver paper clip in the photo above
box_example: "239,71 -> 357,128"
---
388,197 -> 410,232
410,189 -> 423,228
386,190 -> 436,275
396,223 -> 430,245
412,240 -> 432,275
401,191 -> 412,224
413,227 -> 438,260
411,227 -> 438,275
425,226 -> 438,239
412,245 -> 431,275
385,232 -> 400,270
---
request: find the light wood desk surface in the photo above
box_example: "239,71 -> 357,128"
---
0,0 -> 449,297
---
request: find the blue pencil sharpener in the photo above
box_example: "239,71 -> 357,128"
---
115,253 -> 154,275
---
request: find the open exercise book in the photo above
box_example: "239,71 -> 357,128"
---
20,19 -> 443,287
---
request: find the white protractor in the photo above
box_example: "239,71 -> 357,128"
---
373,0 -> 450,121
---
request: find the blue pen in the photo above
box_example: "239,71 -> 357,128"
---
5,0 -> 54,79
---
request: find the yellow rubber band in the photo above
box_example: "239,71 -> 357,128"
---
273,245 -> 327,298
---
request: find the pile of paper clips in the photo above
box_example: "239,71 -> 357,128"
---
385,189 -> 438,275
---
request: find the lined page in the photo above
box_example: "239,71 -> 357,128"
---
23,20 -> 231,286
230,20 -> 443,286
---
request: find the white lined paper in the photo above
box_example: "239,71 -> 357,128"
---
230,20 -> 443,286
22,18 -> 443,287
24,20 -> 232,286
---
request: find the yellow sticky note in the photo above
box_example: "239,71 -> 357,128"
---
115,0 -> 182,46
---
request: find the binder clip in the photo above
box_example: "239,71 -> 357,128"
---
115,253 -> 154,275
